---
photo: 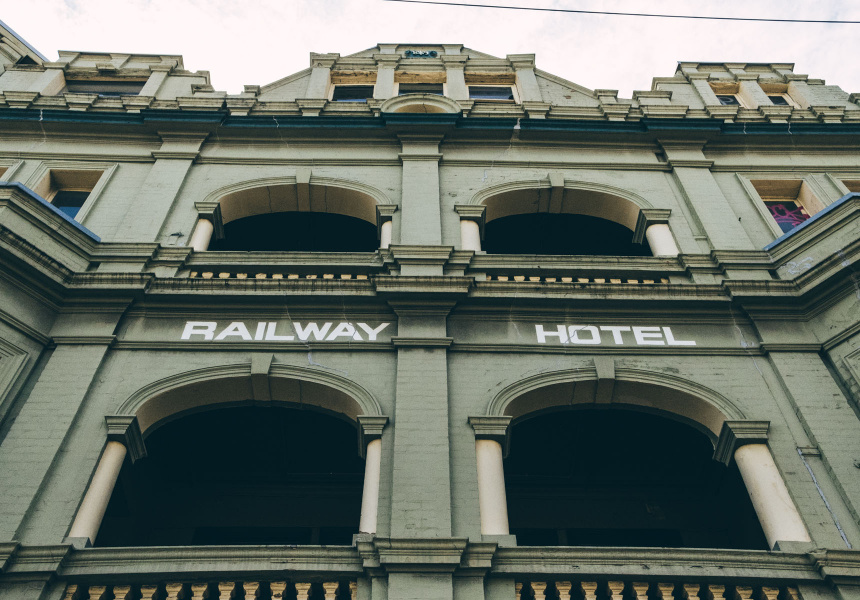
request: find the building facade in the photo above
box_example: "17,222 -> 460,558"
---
1,25 -> 860,600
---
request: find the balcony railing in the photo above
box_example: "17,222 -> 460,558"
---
513,580 -> 800,600
63,580 -> 355,599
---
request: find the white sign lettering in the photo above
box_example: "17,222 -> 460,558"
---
534,324 -> 696,346
181,321 -> 391,342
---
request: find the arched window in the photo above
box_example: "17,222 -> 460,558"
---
504,408 -> 767,549
199,181 -> 382,253
96,406 -> 365,546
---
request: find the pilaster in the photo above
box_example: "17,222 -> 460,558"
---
398,135 -> 444,246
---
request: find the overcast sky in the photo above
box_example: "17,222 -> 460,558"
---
4,0 -> 860,97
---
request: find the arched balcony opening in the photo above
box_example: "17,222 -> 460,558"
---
483,213 -> 652,256
470,184 -> 679,257
195,181 -> 383,252
503,408 -> 767,549
96,405 -> 365,547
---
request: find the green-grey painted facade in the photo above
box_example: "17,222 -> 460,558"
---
0,28 -> 860,600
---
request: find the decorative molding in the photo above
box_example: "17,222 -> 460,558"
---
468,415 -> 512,455
357,415 -> 389,456
391,337 -> 454,348
713,420 -> 770,465
633,208 -> 673,244
105,415 -> 147,462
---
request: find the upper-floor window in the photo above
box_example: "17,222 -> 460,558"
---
768,94 -> 791,106
52,190 -> 90,219
398,83 -> 443,95
32,168 -> 104,222
751,179 -> 824,234
468,85 -> 515,101
331,85 -> 374,102
64,80 -> 145,96
716,94 -> 741,106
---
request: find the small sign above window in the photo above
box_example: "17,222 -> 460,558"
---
404,50 -> 438,58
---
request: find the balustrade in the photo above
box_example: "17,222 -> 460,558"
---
514,581 -> 801,600
63,580 -> 356,600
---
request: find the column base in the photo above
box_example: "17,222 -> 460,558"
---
481,534 -> 517,547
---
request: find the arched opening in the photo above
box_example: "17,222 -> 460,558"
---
484,213 -> 651,256
480,185 -> 653,256
504,408 -> 767,549
96,405 -> 365,546
207,182 -> 380,252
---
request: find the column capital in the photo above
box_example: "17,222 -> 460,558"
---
104,415 -> 146,462
193,200 -> 224,239
376,204 -> 399,221
713,420 -> 770,465
633,208 -> 672,244
358,415 -> 389,456
469,416 -> 512,454
454,204 -> 486,238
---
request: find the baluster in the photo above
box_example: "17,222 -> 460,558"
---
780,589 -> 801,600
735,587 -> 755,600
557,582 -> 573,600
582,582 -> 599,600
608,581 -> 625,600
244,582 -> 260,599
683,584 -> 701,600
533,582 -> 548,599
706,585 -> 726,600
632,582 -> 650,600
516,583 -> 524,600
218,582 -> 236,600
140,584 -> 160,600
322,582 -> 339,600
63,585 -> 81,600
270,582 -> 288,599
658,583 -> 676,600
113,586 -> 134,600
295,582 -> 312,600
760,588 -> 779,600
348,581 -> 357,600
88,586 -> 109,600
165,583 -> 184,600
190,583 -> 209,599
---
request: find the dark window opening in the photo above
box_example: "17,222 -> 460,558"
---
332,85 -> 374,102
505,409 -> 767,549
64,81 -> 145,96
768,95 -> 790,106
716,94 -> 740,106
208,212 -> 378,252
51,190 -> 90,219
97,406 -> 365,547
764,199 -> 810,233
483,213 -> 651,256
469,86 -> 514,100
398,83 -> 443,95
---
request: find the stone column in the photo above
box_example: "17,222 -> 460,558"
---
305,53 -> 339,99
633,209 -> 679,257
507,54 -> 542,102
67,416 -> 146,545
734,443 -> 810,548
714,421 -> 810,549
442,55 -> 469,101
358,416 -> 389,534
377,205 -> 398,249
189,217 -> 214,251
455,205 -> 485,252
67,441 -> 126,544
469,416 -> 512,536
373,53 -> 399,100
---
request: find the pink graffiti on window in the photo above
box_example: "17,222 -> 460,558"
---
767,202 -> 809,233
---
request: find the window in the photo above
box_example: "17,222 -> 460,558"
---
468,85 -> 514,101
768,94 -> 790,106
32,169 -> 104,222
716,94 -> 740,106
64,80 -> 145,97
398,83 -> 443,95
51,190 -> 89,219
751,179 -> 824,235
331,85 -> 374,102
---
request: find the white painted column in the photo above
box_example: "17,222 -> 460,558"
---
68,441 -> 127,544
645,223 -> 679,257
734,443 -> 811,548
189,218 -> 214,252
460,219 -> 482,252
380,220 -> 393,249
475,439 -> 510,535
359,438 -> 382,534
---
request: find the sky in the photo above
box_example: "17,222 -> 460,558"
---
4,0 -> 860,97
